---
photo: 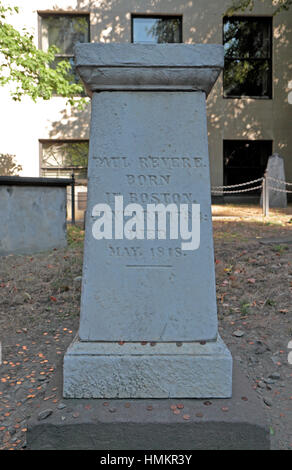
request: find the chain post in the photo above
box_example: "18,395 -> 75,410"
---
71,172 -> 75,225
264,172 -> 269,217
262,176 -> 266,216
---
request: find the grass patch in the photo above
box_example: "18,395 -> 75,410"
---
67,224 -> 85,247
272,244 -> 288,254
265,298 -> 276,307
240,299 -> 251,315
214,231 -> 248,242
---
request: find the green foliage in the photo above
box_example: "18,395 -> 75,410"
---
148,18 -> 181,43
41,141 -> 88,179
0,153 -> 22,175
225,0 -> 292,16
240,299 -> 250,315
265,298 -> 276,306
42,141 -> 89,168
223,17 -> 272,97
0,1 -> 85,105
272,244 -> 288,253
67,225 -> 85,247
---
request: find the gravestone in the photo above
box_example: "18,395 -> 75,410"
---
63,44 -> 232,398
262,153 -> 287,208
0,177 -> 67,255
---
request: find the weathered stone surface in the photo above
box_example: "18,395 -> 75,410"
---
75,43 -> 224,95
0,185 -> 66,255
261,153 -> 287,208
64,43 -> 232,399
78,91 -> 217,343
28,363 -> 270,450
63,336 -> 232,398
267,154 -> 287,208
38,409 -> 53,421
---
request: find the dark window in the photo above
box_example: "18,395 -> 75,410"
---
39,13 -> 90,88
223,17 -> 272,98
132,15 -> 182,43
223,140 -> 272,189
40,140 -> 89,180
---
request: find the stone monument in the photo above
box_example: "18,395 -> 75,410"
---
0,176 -> 68,255
27,44 -> 270,451
63,43 -> 232,398
261,153 -> 287,208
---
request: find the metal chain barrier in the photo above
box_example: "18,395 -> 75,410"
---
212,177 -> 263,190
211,176 -> 292,194
268,186 -> 292,194
266,176 -> 292,186
211,184 -> 263,194
211,173 -> 292,217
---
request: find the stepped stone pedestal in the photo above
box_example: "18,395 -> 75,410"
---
27,44 -> 270,451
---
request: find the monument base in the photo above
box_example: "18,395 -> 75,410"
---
63,336 -> 232,398
27,362 -> 270,450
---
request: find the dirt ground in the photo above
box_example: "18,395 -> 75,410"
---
0,204 -> 291,450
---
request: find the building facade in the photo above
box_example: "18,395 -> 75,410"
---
1,0 -> 291,217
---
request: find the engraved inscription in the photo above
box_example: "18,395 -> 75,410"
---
93,154 -> 210,258
92,155 -> 206,169
92,156 -> 130,168
107,244 -> 188,258
126,174 -> 171,186
104,192 -> 196,204
108,245 -> 143,257
139,156 -> 206,169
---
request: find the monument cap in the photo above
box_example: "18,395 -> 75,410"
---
74,43 -> 224,95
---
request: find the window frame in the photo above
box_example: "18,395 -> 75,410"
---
38,11 -> 90,92
39,139 -> 89,180
131,14 -> 183,44
222,15 -> 273,100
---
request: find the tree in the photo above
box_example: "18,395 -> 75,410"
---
223,17 -> 272,98
148,18 -> 181,43
0,153 -> 22,175
0,1 -> 84,104
225,0 -> 292,16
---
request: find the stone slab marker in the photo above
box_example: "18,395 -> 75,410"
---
63,44 -> 232,398
262,153 -> 287,208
